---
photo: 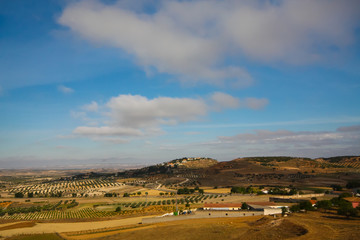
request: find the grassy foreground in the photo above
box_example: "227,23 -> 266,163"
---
3,211 -> 360,240
61,211 -> 360,240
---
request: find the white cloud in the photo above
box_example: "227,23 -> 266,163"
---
185,131 -> 202,135
71,111 -> 87,120
212,125 -> 360,157
211,93 -> 268,111
106,94 -> 207,128
73,94 -> 208,140
58,0 -> 251,86
71,110 -> 99,126
58,85 -> 74,94
221,0 -> 360,62
242,98 -> 269,110
73,92 -> 264,142
82,101 -> 99,112
73,126 -> 142,136
337,125 -> 360,132
211,92 -> 240,110
59,0 -> 360,85
219,129 -> 343,145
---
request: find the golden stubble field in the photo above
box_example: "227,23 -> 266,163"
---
2,211 -> 359,240
60,211 -> 360,240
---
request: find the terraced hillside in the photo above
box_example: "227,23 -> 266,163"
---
189,156 -> 360,187
245,156 -> 360,172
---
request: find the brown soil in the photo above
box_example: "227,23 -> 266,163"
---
248,216 -> 273,226
0,222 -> 36,231
243,218 -> 308,239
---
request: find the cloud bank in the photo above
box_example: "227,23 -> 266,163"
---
211,125 -> 360,157
73,92 -> 267,142
82,101 -> 99,112
59,0 -> 360,86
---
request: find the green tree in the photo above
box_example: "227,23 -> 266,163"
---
0,209 -> 5,217
290,204 -> 301,213
337,201 -> 358,218
314,189 -> 324,193
346,181 -> 360,189
331,184 -> 342,191
15,192 -> 24,198
339,192 -> 352,199
241,202 -> 249,210
27,192 -> 34,198
299,201 -> 314,211
316,200 -> 332,212
115,206 -> 121,212
231,186 -> 246,194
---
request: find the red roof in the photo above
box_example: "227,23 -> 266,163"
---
204,203 -> 243,208
310,200 -> 317,205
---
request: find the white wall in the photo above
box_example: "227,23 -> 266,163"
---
264,208 -> 282,215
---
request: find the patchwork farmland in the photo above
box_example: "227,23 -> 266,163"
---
1,208 -> 117,220
6,179 -> 124,197
0,192 -> 228,221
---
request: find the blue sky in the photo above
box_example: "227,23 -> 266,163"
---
1,0 -> 360,168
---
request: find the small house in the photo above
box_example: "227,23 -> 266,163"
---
344,197 -> 360,208
309,199 -> 317,207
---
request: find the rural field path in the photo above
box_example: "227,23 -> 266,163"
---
0,215 -> 156,238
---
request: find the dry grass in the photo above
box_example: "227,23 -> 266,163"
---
132,189 -> 168,196
287,212 -> 360,240
59,211 -> 360,240
0,215 -> 157,238
4,233 -> 64,240
2,211 -> 360,239
203,188 -> 231,194
61,217 -> 257,240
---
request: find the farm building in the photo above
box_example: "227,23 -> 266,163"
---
203,203 -> 243,211
247,202 -> 286,216
202,202 -> 284,216
344,197 -> 360,208
247,202 -> 285,210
